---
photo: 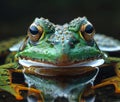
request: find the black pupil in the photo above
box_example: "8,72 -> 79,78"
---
85,25 -> 94,34
29,26 -> 38,35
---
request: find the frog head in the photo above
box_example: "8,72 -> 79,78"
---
17,17 -> 104,68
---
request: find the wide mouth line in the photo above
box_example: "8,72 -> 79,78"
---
19,58 -> 104,68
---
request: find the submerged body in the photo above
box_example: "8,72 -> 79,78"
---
0,17 -> 120,102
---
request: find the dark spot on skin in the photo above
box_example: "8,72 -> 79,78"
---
50,43 -> 54,48
68,37 -> 79,48
69,42 -> 74,48
1,74 -> 8,76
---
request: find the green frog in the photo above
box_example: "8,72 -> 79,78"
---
0,17 -> 119,102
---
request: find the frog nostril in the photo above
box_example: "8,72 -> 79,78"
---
54,96 -> 69,102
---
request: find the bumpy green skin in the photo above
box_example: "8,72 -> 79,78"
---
0,17 -> 104,102
0,63 -> 21,97
17,17 -> 102,65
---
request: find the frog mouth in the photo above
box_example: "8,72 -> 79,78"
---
19,58 -> 104,68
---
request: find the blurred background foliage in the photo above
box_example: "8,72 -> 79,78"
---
0,0 -> 120,40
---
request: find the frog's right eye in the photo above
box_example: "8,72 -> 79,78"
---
29,26 -> 39,35
28,25 -> 43,42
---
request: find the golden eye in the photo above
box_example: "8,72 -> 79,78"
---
80,24 -> 95,41
28,24 -> 43,42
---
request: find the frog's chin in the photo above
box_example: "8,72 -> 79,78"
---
19,59 -> 104,68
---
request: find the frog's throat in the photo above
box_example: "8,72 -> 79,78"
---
19,59 -> 104,68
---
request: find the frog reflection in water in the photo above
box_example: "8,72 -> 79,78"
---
0,17 -> 118,102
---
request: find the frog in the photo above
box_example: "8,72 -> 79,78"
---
0,17 -> 119,102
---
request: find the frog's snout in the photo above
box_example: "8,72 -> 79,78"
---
58,54 -> 69,64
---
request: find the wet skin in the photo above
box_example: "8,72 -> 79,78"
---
0,17 -> 120,102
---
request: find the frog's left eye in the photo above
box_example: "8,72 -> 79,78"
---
28,25 -> 43,42
80,24 -> 95,41
85,25 -> 94,34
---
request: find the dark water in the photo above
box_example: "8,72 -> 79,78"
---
0,0 -> 120,41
